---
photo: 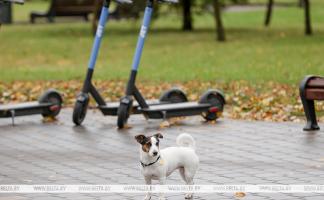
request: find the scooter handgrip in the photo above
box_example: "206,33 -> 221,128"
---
158,0 -> 179,4
114,0 -> 132,4
0,0 -> 24,4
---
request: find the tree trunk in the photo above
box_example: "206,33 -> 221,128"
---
298,0 -> 303,7
182,0 -> 193,31
264,0 -> 273,26
213,0 -> 225,41
304,0 -> 312,35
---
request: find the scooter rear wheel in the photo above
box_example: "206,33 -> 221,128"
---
159,88 -> 188,103
199,90 -> 225,121
38,89 -> 63,118
117,103 -> 129,129
72,94 -> 89,125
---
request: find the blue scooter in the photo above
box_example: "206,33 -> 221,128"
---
73,0 -> 188,125
116,0 -> 226,128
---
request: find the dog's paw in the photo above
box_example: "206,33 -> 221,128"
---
158,197 -> 166,200
185,193 -> 193,199
144,194 -> 152,200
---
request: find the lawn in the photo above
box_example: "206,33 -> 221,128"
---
0,0 -> 323,83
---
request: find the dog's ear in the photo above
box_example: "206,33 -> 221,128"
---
154,133 -> 163,139
135,134 -> 146,144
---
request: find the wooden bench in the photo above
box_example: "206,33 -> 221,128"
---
30,0 -> 102,23
299,75 -> 324,131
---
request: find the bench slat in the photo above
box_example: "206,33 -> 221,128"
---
306,88 -> 324,100
308,78 -> 324,88
53,0 -> 95,7
54,6 -> 96,13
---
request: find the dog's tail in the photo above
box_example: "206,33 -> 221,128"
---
176,133 -> 196,150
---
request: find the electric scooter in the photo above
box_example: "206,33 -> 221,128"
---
0,0 -> 63,124
117,0 -> 226,128
72,0 -> 188,125
0,90 -> 63,124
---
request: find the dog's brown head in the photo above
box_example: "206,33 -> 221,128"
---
135,133 -> 163,157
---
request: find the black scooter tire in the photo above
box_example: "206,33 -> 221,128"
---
38,89 -> 63,118
72,100 -> 89,126
159,88 -> 188,103
199,89 -> 225,121
117,103 -> 129,129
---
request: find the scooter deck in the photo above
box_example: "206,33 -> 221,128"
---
98,99 -> 161,115
140,102 -> 212,119
0,102 -> 51,118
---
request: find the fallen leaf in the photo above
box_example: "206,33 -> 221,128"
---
159,120 -> 170,128
0,80 -> 322,123
235,192 -> 246,198
118,124 -> 132,129
42,116 -> 57,123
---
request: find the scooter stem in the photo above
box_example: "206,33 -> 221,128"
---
131,0 -> 154,71
88,1 -> 111,70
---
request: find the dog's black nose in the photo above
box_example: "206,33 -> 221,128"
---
153,152 -> 158,156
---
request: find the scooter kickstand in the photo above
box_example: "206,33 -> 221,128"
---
10,110 -> 15,126
162,111 -> 167,121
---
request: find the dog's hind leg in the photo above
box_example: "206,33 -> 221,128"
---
183,168 -> 196,199
179,167 -> 186,182
184,179 -> 194,199
184,180 -> 194,199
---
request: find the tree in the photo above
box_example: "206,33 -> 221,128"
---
213,0 -> 225,41
265,0 -> 312,35
182,0 -> 193,31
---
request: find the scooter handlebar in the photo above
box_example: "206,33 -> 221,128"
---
158,0 -> 179,4
114,0 -> 132,4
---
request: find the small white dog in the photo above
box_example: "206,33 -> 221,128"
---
135,133 -> 199,200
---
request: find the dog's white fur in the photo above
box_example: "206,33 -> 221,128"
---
136,133 -> 199,200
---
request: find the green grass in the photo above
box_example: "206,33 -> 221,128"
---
0,0 -> 323,83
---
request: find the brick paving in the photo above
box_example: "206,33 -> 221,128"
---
0,109 -> 323,200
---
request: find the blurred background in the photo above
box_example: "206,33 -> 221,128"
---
0,0 -> 322,82
0,0 -> 323,122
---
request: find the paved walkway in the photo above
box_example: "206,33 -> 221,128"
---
0,109 -> 323,200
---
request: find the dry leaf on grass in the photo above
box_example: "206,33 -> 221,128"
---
1,80 -> 323,123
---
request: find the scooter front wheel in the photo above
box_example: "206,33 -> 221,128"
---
38,89 -> 63,118
117,103 -> 130,129
72,94 -> 89,125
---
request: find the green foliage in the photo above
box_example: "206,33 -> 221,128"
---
1,0 -> 323,83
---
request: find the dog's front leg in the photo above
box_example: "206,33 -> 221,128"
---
144,177 -> 152,200
158,177 -> 166,200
